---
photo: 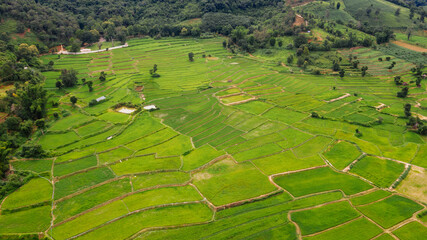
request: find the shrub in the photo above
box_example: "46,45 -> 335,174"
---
391,165 -> 411,189
5,117 -> 21,131
311,112 -> 320,118
19,144 -> 46,158
20,120 -> 33,137
89,99 -> 98,106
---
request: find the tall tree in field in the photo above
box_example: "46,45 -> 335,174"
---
339,69 -> 345,78
188,52 -> 194,62
361,66 -> 368,77
87,81 -> 93,92
404,103 -> 411,117
70,96 -> 77,106
59,69 -> 78,87
15,84 -> 48,120
99,71 -> 107,82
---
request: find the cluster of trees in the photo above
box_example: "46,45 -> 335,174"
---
0,38 -> 49,182
0,0 -> 78,47
1,0 -> 295,49
405,103 -> 427,135
0,34 -> 43,82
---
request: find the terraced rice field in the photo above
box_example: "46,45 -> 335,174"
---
1,37 -> 426,239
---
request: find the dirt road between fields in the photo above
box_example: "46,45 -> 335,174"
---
392,41 -> 427,53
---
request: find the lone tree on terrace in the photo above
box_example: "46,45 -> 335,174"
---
99,71 -> 107,82
70,96 -> 78,106
59,69 -> 78,87
87,80 -> 93,92
339,69 -> 345,78
404,103 -> 411,117
188,52 -> 194,62
150,64 -> 160,77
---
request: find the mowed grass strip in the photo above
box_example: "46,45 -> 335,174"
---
357,195 -> 423,228
54,167 -> 115,200
291,201 -> 360,235
274,167 -> 372,197
323,141 -> 361,170
303,217 -> 382,240
1,178 -> 52,210
350,156 -> 405,188
193,158 -> 276,206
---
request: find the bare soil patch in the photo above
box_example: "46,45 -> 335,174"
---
293,14 -> 305,26
392,41 -> 427,53
396,166 -> 427,203
135,86 -> 144,92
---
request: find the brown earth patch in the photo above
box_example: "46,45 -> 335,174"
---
287,0 -> 315,7
293,14 -> 305,26
135,86 -> 144,92
392,41 -> 427,53
396,166 -> 427,203
15,28 -> 31,38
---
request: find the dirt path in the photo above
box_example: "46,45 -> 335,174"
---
326,93 -> 351,103
392,41 -> 427,53
58,43 -> 128,55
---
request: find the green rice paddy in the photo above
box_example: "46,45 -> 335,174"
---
2,37 -> 426,239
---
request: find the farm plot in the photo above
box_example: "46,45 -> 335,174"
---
3,36 -> 426,239
350,156 -> 405,188
1,178 -> 52,211
273,167 -> 372,197
291,201 -> 361,235
11,159 -> 52,173
322,141 -> 361,170
193,158 -> 277,206
303,217 -> 382,240
356,195 -> 423,228
392,221 -> 427,240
